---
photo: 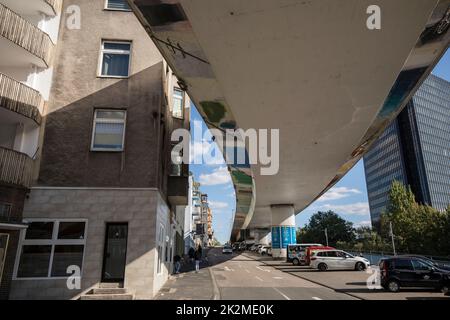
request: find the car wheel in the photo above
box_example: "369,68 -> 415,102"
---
318,263 -> 328,271
292,258 -> 300,266
441,285 -> 449,295
387,280 -> 400,293
261,252 -> 266,256
355,262 -> 366,271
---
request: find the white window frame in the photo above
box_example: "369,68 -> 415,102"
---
13,219 -> 88,280
91,109 -> 127,152
104,0 -> 132,12
98,40 -> 132,78
172,87 -> 185,119
0,233 -> 9,285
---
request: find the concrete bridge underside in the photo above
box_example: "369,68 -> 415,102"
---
128,0 -> 450,243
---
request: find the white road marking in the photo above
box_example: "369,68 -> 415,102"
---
255,276 -> 264,282
273,287 -> 291,300
256,266 -> 270,272
312,296 -> 322,300
224,266 -> 234,272
273,276 -> 283,280
245,269 -> 250,273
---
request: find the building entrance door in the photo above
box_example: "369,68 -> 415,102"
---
102,223 -> 128,282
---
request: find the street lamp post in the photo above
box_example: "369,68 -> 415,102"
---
389,221 -> 397,256
324,228 -> 329,246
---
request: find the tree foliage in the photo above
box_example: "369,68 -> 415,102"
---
296,210 -> 355,246
295,181 -> 450,256
380,180 -> 450,256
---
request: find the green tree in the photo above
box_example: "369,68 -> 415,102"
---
381,180 -> 450,256
297,211 -> 355,246
354,226 -> 390,252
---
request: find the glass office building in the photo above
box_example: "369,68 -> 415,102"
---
364,74 -> 450,227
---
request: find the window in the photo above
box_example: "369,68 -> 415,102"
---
170,143 -> 183,176
0,203 -> 12,221
99,41 -> 131,77
91,110 -> 127,151
25,222 -> 54,239
172,88 -> 184,119
15,220 -> 87,279
105,0 -> 131,11
326,251 -> 338,257
412,259 -> 432,271
394,259 -> 414,271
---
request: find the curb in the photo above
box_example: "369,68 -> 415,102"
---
208,267 -> 221,300
207,257 -> 221,300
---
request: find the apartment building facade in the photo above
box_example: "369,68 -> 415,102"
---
6,0 -> 189,300
0,0 -> 63,300
364,74 -> 450,228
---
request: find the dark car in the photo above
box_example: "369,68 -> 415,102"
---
379,256 -> 450,293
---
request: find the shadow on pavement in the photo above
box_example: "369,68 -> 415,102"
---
177,249 -> 243,274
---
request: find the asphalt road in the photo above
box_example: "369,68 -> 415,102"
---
207,247 -> 357,300
244,251 -> 450,300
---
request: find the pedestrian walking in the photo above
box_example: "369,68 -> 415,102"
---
188,247 -> 195,264
194,244 -> 202,273
174,254 -> 181,274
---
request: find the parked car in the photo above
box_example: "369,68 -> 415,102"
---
245,243 -> 255,250
259,246 -> 271,255
267,247 -> 272,256
379,256 -> 450,293
310,249 -> 370,271
232,243 -> 240,251
287,243 -> 323,265
304,246 -> 335,265
238,242 -> 247,251
222,245 -> 233,254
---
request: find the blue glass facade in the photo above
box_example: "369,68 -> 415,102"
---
364,74 -> 450,227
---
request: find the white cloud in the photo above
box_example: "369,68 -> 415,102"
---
317,187 -> 361,202
199,166 -> 232,186
320,202 -> 370,216
209,201 -> 229,210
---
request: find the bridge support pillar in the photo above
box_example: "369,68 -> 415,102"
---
270,204 -> 296,259
251,229 -> 270,245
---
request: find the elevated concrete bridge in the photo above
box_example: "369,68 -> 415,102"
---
128,0 -> 450,256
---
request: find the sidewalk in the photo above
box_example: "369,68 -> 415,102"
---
154,257 -> 218,300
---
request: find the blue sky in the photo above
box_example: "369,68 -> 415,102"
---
190,48 -> 449,244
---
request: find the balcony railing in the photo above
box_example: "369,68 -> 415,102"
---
0,3 -> 54,67
45,0 -> 63,16
0,147 -> 33,188
0,73 -> 43,124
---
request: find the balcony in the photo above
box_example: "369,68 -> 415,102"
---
0,72 -> 43,125
0,147 -> 33,188
1,0 -> 62,17
168,176 -> 189,206
0,3 -> 54,68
